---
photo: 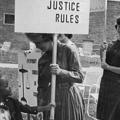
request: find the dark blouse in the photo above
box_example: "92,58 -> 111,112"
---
97,40 -> 120,120
103,39 -> 120,80
106,40 -> 120,67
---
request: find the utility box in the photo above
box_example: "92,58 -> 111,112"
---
18,51 -> 41,106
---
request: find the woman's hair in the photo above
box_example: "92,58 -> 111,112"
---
25,33 -> 53,43
115,17 -> 120,29
0,75 -> 8,87
64,34 -> 73,39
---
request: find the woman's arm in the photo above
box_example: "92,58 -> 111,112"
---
50,64 -> 83,83
100,42 -> 108,62
101,62 -> 120,74
50,46 -> 84,83
107,65 -> 120,74
19,101 -> 51,114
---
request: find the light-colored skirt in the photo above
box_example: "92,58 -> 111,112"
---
55,83 -> 85,120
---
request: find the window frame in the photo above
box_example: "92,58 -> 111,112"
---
3,13 -> 14,25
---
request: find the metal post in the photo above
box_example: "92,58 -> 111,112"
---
19,65 -> 28,102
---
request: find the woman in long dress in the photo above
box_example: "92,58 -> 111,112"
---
97,17 -> 120,120
25,33 -> 85,120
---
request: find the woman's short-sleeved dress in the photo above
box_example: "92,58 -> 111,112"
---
97,40 -> 120,120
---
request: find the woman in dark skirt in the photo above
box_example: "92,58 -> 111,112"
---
97,17 -> 120,120
25,33 -> 85,120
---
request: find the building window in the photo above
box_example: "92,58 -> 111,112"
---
3,13 -> 14,25
32,70 -> 38,75
27,59 -> 37,64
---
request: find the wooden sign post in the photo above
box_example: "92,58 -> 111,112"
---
50,34 -> 57,120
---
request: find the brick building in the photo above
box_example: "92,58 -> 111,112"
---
0,0 -> 29,50
0,0 -> 120,104
73,0 -> 120,53
0,0 -> 120,56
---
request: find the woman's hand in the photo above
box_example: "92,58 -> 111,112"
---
101,62 -> 110,70
50,64 -> 62,75
100,42 -> 108,52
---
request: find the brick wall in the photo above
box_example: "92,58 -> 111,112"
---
0,0 -> 29,50
0,0 -> 120,100
107,1 -> 120,42
0,68 -> 18,98
72,1 -> 120,46
0,0 -> 120,50
72,11 -> 105,45
0,51 -> 18,63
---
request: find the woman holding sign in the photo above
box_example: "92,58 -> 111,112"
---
97,17 -> 120,120
25,33 -> 85,120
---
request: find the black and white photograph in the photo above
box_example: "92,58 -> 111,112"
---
0,0 -> 120,120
